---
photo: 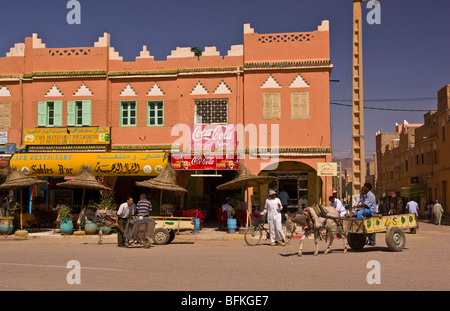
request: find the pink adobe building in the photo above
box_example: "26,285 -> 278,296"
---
0,21 -> 333,214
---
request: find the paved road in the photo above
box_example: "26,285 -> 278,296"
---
0,222 -> 449,292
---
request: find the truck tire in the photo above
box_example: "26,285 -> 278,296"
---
385,227 -> 405,252
347,233 -> 366,250
153,228 -> 170,245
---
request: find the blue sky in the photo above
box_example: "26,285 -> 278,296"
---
1,0 -> 449,162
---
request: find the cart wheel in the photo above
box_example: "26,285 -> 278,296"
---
143,237 -> 152,248
153,228 -> 170,245
167,230 -> 176,244
347,233 -> 366,250
385,227 -> 406,252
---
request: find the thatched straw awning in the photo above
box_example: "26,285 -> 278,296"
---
57,165 -> 111,191
216,165 -> 275,190
136,162 -> 187,193
0,167 -> 48,190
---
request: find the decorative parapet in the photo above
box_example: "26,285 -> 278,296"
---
171,147 -> 332,156
94,33 -> 110,47
247,147 -> 332,155
226,45 -> 243,57
32,33 -> 46,49
136,45 -> 154,59
203,47 -> 220,56
317,20 -> 329,31
27,145 -> 106,152
22,71 -> 107,79
167,47 -> 195,59
243,60 -> 332,70
257,32 -> 315,44
111,145 -> 177,152
0,75 -> 20,81
6,43 -> 25,57
108,67 -> 242,78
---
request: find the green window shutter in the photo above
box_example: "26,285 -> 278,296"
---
67,101 -> 75,126
82,100 -> 92,126
38,102 -> 47,126
54,101 -> 63,126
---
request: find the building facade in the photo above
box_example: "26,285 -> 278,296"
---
0,21 -> 333,216
376,85 -> 450,215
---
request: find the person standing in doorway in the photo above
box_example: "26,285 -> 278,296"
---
261,190 -> 286,246
116,197 -> 136,247
279,188 -> 289,221
433,200 -> 444,225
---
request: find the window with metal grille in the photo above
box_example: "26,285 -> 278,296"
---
194,99 -> 228,124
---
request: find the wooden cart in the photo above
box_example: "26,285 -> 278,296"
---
333,213 -> 418,252
150,216 -> 195,245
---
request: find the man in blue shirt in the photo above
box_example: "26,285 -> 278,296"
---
353,182 -> 377,245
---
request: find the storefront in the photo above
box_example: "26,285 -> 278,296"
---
253,161 -> 323,211
170,124 -> 241,222
11,126 -> 169,211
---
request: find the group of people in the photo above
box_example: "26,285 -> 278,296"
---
218,197 -> 247,230
116,194 -> 152,247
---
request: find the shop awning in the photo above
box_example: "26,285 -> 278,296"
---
9,152 -> 168,177
400,187 -> 410,197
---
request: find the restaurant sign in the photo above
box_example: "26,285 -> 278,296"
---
172,154 -> 239,170
317,162 -> 337,176
10,152 -> 167,176
24,127 -> 110,145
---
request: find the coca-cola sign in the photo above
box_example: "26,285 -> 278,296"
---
172,154 -> 239,170
190,124 -> 236,152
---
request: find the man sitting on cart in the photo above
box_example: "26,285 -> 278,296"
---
352,182 -> 377,246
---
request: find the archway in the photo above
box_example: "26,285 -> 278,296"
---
255,160 -> 323,210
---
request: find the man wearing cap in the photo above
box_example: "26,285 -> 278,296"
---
261,190 -> 286,246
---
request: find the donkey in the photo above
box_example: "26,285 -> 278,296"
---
285,206 -> 349,257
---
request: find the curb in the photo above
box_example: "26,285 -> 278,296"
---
0,231 -> 246,242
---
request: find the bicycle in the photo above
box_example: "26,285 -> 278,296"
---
244,216 -> 293,246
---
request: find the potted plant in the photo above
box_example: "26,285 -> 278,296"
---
93,195 -> 117,235
58,206 -> 73,235
0,204 -> 14,235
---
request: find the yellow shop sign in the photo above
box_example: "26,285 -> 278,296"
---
10,152 -> 168,176
23,127 -> 110,145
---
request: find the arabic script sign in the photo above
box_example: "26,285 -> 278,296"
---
317,162 -> 337,176
24,127 -> 110,145
10,152 -> 167,176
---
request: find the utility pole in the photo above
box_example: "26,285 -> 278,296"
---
351,0 -> 367,196
339,160 -> 342,200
